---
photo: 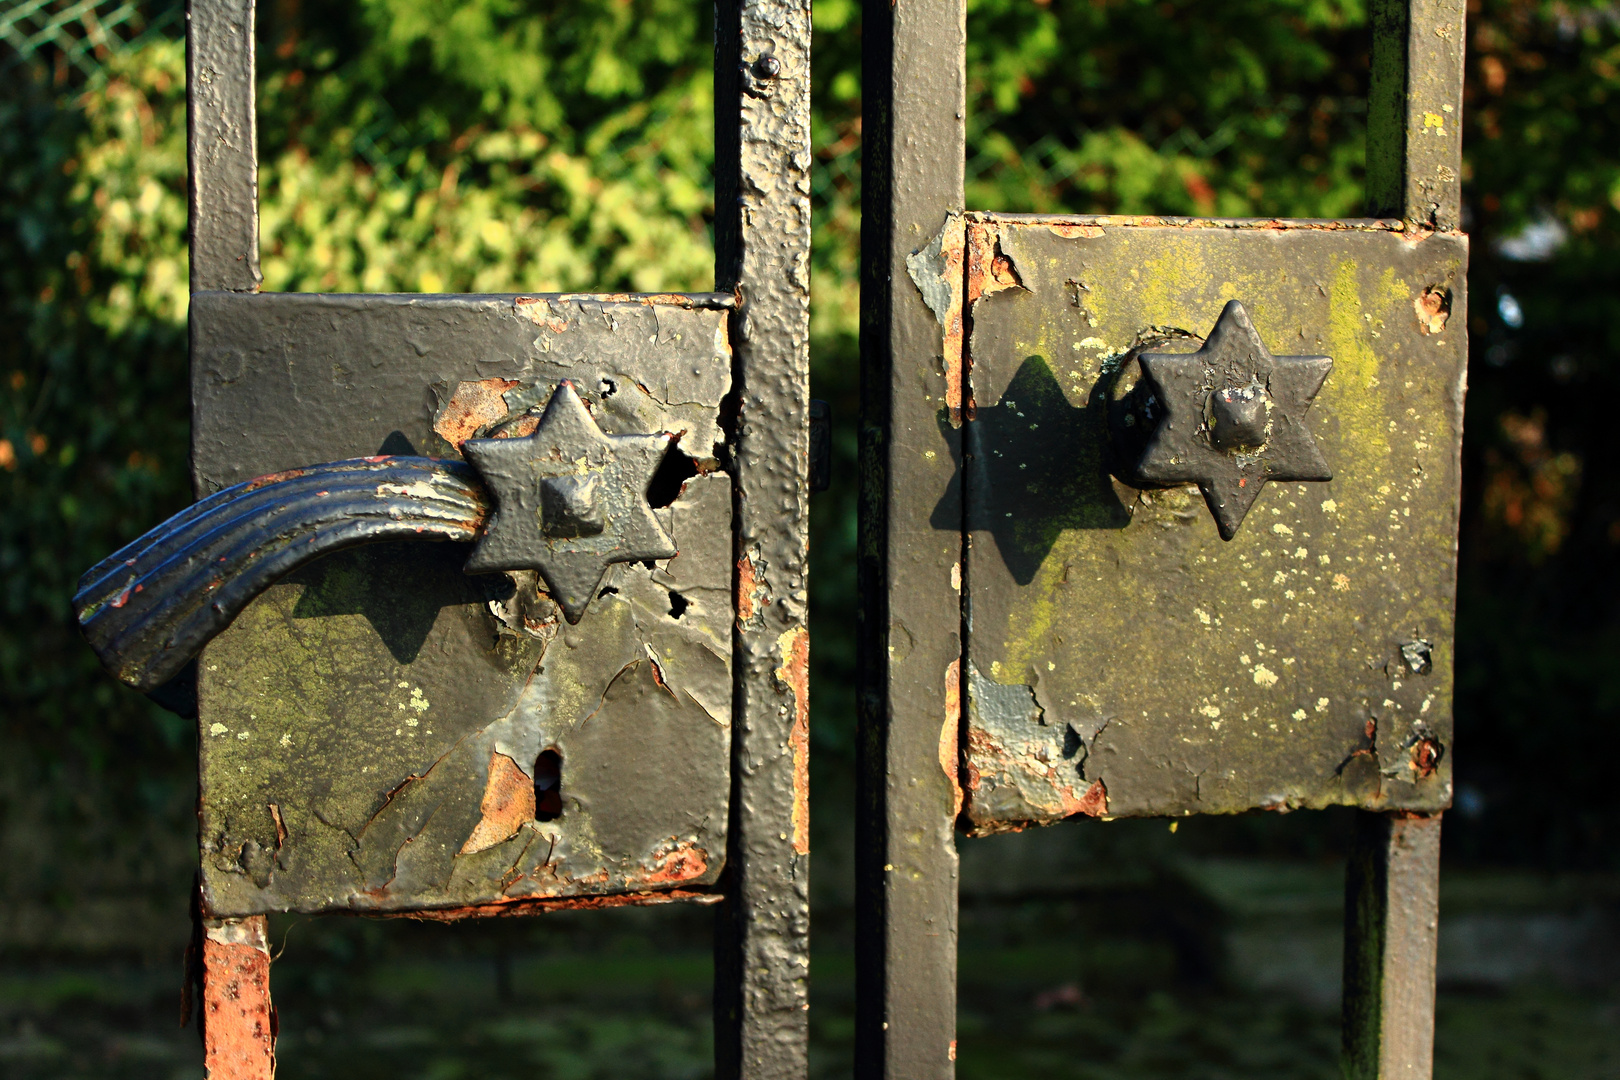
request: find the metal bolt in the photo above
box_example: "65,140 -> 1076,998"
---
752,55 -> 780,80
1206,385 -> 1271,452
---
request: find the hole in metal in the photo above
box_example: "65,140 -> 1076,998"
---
534,749 -> 562,820
668,591 -> 690,619
646,443 -> 699,509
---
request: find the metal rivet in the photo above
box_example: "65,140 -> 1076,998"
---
752,55 -> 780,79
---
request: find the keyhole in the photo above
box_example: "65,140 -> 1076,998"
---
534,749 -> 563,820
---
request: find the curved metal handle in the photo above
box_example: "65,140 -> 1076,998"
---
74,457 -> 489,692
75,382 -> 683,693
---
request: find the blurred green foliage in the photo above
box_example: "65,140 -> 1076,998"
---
2,0 -> 1620,962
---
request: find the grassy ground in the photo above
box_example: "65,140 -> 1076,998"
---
3,859 -> 1618,1080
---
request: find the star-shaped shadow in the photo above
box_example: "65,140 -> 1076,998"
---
933,355 -> 1130,586
285,432 -> 496,665
1134,300 -> 1332,539
289,541 -> 506,664
462,381 -> 676,623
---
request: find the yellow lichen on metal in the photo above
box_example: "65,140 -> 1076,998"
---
961,220 -> 1465,825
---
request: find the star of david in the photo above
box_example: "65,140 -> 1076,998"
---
1135,300 -> 1333,540
461,381 -> 676,623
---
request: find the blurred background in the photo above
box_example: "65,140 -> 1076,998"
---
2,0 -> 1618,1076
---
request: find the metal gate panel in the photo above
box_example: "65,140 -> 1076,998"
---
960,219 -> 1465,830
859,1 -> 1467,1077
68,0 -> 813,1072
189,291 -> 736,917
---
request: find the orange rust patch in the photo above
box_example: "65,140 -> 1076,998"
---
1410,738 -> 1442,778
966,221 -> 1024,307
941,658 -> 963,817
1414,285 -> 1451,334
737,553 -> 765,623
965,221 -> 993,305
777,626 -> 811,854
1047,223 -> 1104,239
1073,779 -> 1108,818
963,725 -> 997,795
501,415 -> 539,439
268,803 -> 287,850
242,467 -> 308,492
433,378 -> 519,449
459,751 -> 535,855
202,921 -> 275,1080
938,218 -> 968,421
636,839 -> 712,885
513,297 -> 570,332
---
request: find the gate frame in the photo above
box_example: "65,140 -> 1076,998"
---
856,2 -> 1464,1077
185,1 -> 812,1076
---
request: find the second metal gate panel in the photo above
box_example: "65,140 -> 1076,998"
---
961,218 -> 1465,830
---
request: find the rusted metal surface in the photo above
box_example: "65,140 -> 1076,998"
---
959,217 -> 1466,830
856,0 -> 967,1073
191,292 -> 735,492
169,1 -> 816,1067
189,292 -> 736,916
201,916 -> 275,1080
188,0 -> 259,293
390,887 -> 724,921
74,457 -> 487,691
905,214 -> 968,421
860,5 -> 1464,1079
1342,14 -> 1461,1066
711,0 -> 814,1072
1343,812 -> 1442,1080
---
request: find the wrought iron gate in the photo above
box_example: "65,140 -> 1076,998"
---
72,0 -> 1475,1076
858,2 -> 1467,1079
73,1 -> 812,1076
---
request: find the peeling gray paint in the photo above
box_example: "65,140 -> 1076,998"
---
191,294 -> 737,917
906,223 -> 958,329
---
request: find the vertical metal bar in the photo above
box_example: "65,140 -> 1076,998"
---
190,6 -> 267,1072
1365,0 -> 1467,227
712,0 -> 814,1077
202,915 -> 276,1080
856,0 -> 966,1075
1353,7 -> 1458,1073
1342,813 -> 1443,1080
187,0 -> 261,292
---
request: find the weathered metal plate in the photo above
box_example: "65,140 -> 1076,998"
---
191,292 -> 734,916
959,217 -> 1466,830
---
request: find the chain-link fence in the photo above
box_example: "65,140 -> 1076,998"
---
0,0 -> 181,80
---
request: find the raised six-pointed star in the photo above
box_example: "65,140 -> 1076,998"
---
461,381 -> 677,622
1135,300 -> 1333,540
